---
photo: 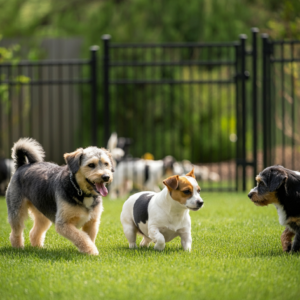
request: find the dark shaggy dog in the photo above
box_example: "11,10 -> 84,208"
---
0,158 -> 14,195
6,138 -> 114,255
248,165 -> 300,252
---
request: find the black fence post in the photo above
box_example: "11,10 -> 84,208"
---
262,33 -> 269,169
251,28 -> 259,182
90,45 -> 99,146
102,34 -> 111,147
234,42 -> 240,191
240,34 -> 247,191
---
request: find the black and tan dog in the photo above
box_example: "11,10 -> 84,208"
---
6,138 -> 114,255
248,165 -> 300,253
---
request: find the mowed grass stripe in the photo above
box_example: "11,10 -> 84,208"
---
0,192 -> 299,300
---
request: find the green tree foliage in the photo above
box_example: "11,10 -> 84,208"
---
0,36 -> 21,111
265,0 -> 300,39
0,0 -> 278,44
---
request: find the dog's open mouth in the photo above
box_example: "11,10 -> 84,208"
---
86,179 -> 108,197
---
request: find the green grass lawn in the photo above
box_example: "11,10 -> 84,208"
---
0,192 -> 300,300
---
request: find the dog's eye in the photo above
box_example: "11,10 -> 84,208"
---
197,189 -> 201,193
183,190 -> 191,195
104,162 -> 109,167
88,163 -> 95,168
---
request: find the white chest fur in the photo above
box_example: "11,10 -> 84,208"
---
274,204 -> 287,226
83,197 -> 94,208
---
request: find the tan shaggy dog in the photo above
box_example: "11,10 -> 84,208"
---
6,138 -> 114,255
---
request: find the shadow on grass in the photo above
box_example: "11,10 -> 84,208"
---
252,249 -> 300,258
0,246 -> 95,262
113,244 -> 187,254
112,245 -> 300,259
1,244 -> 298,262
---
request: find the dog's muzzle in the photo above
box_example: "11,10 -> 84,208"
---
248,192 -> 254,199
248,187 -> 257,200
187,201 -> 203,211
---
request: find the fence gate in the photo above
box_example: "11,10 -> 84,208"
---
102,31 -> 259,192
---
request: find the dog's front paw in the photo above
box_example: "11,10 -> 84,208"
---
283,244 -> 292,253
87,248 -> 99,255
154,242 -> 165,251
183,245 -> 192,252
129,243 -> 137,249
80,245 -> 99,255
140,238 -> 151,248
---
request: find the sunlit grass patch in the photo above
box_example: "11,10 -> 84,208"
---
0,193 -> 300,300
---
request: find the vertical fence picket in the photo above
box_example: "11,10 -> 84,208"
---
102,35 -> 111,147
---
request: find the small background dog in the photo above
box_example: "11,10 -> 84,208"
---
6,138 -> 114,255
107,132 -> 132,166
0,158 -> 14,195
109,155 -> 176,198
173,160 -> 220,182
120,169 -> 203,251
248,165 -> 300,253
107,132 -> 220,198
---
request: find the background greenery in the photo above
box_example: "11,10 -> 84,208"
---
1,0 -> 299,163
1,193 -> 300,300
1,0 -> 299,44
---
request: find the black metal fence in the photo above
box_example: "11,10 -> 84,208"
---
262,37 -> 300,171
1,29 -> 300,192
0,47 -> 99,164
102,30 -> 262,192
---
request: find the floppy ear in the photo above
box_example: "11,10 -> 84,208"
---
163,175 -> 179,191
64,148 -> 83,174
269,170 -> 287,192
186,168 -> 195,179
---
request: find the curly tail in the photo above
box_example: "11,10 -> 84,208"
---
12,138 -> 45,170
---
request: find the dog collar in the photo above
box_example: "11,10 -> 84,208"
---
69,173 -> 83,196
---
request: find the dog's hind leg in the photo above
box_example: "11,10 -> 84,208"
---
7,197 -> 29,248
139,236 -> 152,247
28,203 -> 52,247
121,218 -> 138,249
124,224 -> 138,249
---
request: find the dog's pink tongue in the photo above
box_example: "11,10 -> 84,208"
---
95,182 -> 108,197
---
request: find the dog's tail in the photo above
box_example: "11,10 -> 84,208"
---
11,138 -> 45,170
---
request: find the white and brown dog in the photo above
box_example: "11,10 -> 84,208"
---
120,169 -> 203,251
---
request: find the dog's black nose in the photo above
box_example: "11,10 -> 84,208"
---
196,201 -> 203,208
248,192 -> 254,199
102,174 -> 110,182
